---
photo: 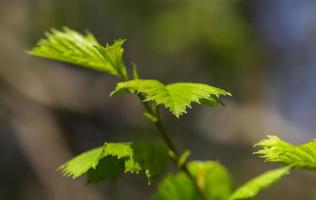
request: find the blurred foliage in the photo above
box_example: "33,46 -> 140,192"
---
146,0 -> 260,80
228,167 -> 290,200
154,161 -> 232,200
255,135 -> 316,170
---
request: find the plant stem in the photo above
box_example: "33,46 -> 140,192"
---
123,71 -> 209,199
136,94 -> 209,200
153,109 -> 210,200
154,118 -> 179,156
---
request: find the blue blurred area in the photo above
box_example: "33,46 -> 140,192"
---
255,0 -> 316,136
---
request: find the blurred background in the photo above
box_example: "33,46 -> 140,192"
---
1,0 -> 316,199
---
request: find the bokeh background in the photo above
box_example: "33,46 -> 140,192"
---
1,0 -> 316,199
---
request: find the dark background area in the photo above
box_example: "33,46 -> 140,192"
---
1,0 -> 316,199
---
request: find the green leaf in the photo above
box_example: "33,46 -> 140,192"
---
59,146 -> 106,179
228,167 -> 290,200
153,161 -> 232,200
153,172 -> 200,200
28,27 -> 127,78
132,142 -> 169,183
111,79 -> 231,117
255,135 -> 316,169
59,142 -> 140,179
131,63 -> 139,79
177,150 -> 191,168
59,141 -> 169,183
189,161 -> 233,200
87,156 -> 125,183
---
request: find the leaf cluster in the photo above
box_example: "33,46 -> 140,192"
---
29,28 -> 230,118
255,135 -> 316,170
28,28 -> 315,200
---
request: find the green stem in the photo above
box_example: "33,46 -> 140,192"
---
137,95 -> 209,200
123,69 -> 209,199
154,118 -> 179,156
153,108 -> 210,200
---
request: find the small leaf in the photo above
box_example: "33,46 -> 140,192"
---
59,141 -> 169,183
131,62 -> 139,79
59,147 -> 105,179
59,142 -> 140,180
132,141 -> 169,183
111,79 -> 231,117
87,156 -> 125,183
177,150 -> 191,168
153,161 -> 232,200
143,111 -> 158,122
255,135 -> 316,170
228,167 -> 290,200
28,27 -> 127,78
153,172 -> 200,200
189,161 -> 233,200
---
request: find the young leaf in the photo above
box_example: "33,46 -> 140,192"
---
255,135 -> 316,170
153,172 -> 201,200
131,62 -> 139,79
189,161 -> 233,200
28,27 -> 127,78
87,156 -> 125,183
111,79 -> 231,117
59,141 -> 169,183
228,167 -> 290,200
132,142 -> 169,182
153,161 -> 232,200
177,150 -> 191,168
59,142 -> 140,179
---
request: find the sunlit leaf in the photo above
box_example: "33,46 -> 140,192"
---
255,135 -> 316,170
111,79 -> 231,117
28,27 -> 127,78
59,142 -> 140,179
228,167 -> 290,200
59,141 -> 169,183
153,161 -> 232,200
132,142 -> 169,182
